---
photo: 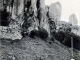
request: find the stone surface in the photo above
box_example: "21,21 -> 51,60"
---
39,0 -> 50,37
22,0 -> 50,38
0,26 -> 22,40
11,0 -> 24,19
49,2 -> 62,25
69,14 -> 78,26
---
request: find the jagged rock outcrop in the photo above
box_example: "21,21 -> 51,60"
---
69,14 -> 78,26
49,2 -> 62,25
11,0 -> 24,19
48,2 -> 62,40
0,0 -> 80,60
0,0 -> 63,40
23,0 -> 39,32
0,0 -> 24,19
31,0 -> 37,17
45,5 -> 51,37
22,0 -> 50,38
0,0 -> 51,40
69,14 -> 80,37
0,0 -> 24,40
38,0 -> 50,38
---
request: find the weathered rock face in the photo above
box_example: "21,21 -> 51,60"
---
45,5 -> 51,37
49,2 -> 62,25
11,0 -> 24,19
45,5 -> 49,16
69,14 -> 78,26
39,0 -> 50,38
69,14 -> 80,37
48,2 -> 62,39
0,0 -> 25,40
0,0 -> 63,40
23,0 -> 50,38
0,26 -> 22,40
23,0 -> 39,33
31,0 -> 37,17
0,0 -> 24,19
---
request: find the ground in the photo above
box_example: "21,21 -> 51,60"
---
0,36 -> 80,60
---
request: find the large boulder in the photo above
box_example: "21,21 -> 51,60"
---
22,0 -> 50,38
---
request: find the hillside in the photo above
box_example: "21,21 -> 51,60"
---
0,36 -> 80,60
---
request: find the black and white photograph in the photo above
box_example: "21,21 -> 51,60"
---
0,0 -> 80,60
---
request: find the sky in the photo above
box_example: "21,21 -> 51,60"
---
45,0 -> 80,26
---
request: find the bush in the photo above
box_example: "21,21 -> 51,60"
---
39,28 -> 48,39
29,30 -> 39,38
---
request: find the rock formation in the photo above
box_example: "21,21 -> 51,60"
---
49,2 -> 62,25
69,14 -> 78,26
22,0 -> 50,38
0,0 -> 51,40
0,0 -> 24,40
69,14 -> 80,37
38,0 -> 50,38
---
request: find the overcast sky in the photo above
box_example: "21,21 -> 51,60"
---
45,0 -> 80,26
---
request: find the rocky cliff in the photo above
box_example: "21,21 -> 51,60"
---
0,0 -> 80,60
